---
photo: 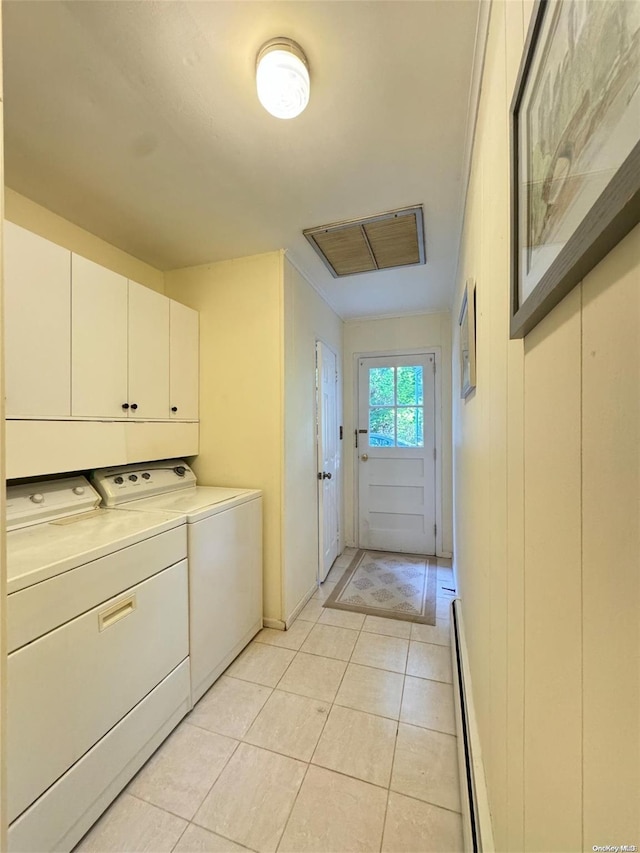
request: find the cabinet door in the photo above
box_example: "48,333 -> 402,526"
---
3,221 -> 71,418
72,255 -> 128,418
169,300 -> 199,420
128,281 -> 170,419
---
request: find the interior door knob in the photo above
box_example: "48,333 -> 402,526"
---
360,454 -> 369,462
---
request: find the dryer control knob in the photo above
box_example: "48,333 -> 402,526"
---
30,493 -> 45,504
73,486 -> 85,495
174,466 -> 186,477
114,476 -> 124,485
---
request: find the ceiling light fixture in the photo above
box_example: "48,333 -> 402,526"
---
256,37 -> 310,119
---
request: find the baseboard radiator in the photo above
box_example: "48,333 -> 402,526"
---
451,598 -> 495,853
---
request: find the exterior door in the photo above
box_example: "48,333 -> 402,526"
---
317,341 -> 340,582
357,353 -> 436,554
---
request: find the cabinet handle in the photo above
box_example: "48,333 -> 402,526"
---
130,403 -> 138,411
122,403 -> 130,410
98,595 -> 136,631
171,406 -> 178,413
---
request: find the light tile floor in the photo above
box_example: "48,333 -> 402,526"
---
76,554 -> 462,853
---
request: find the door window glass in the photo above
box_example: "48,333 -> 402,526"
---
368,365 -> 424,447
369,367 -> 394,406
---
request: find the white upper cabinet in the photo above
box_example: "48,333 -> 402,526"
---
128,282 -> 170,419
170,300 -> 199,420
5,224 -> 198,425
71,255 -> 128,418
4,222 -> 72,418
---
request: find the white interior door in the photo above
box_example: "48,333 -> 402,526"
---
317,341 -> 340,582
357,353 -> 436,554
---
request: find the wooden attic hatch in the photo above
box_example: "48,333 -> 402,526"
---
303,205 -> 426,277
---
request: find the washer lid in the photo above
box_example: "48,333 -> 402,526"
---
114,486 -> 262,522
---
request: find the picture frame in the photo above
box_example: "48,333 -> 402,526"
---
459,279 -> 476,399
509,0 -> 640,339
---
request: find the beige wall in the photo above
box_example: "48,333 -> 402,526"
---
343,312 -> 453,554
166,253 -> 344,627
165,252 -> 285,623
4,188 -> 164,293
452,2 -> 640,850
283,258 -> 343,622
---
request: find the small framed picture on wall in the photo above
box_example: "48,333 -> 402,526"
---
459,279 -> 476,399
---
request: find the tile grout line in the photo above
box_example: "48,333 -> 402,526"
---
381,786 -> 465,822
168,815 -> 189,853
123,789 -> 191,825
173,655 -> 286,849
378,622 -> 409,848
180,729 -> 242,824
386,786 -> 464,817
187,815 -> 259,852
380,666 -> 407,852
273,760 -> 313,853
274,621 -> 362,853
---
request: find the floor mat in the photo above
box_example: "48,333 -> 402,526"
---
323,549 -> 436,625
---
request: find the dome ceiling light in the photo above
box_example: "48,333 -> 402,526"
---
256,37 -> 310,119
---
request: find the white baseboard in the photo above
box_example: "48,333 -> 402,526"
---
451,599 -> 495,852
438,550 -> 453,559
262,617 -> 285,631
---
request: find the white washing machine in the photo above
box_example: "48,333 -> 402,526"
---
5,475 -> 191,853
92,459 -> 263,705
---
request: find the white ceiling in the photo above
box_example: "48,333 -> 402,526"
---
3,0 -> 481,319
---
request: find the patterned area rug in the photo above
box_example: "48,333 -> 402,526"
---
324,550 -> 436,625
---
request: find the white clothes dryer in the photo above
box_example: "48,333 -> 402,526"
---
6,475 -> 190,853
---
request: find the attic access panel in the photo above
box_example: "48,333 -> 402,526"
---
304,206 -> 426,278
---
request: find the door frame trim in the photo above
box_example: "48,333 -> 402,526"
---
352,346 -> 444,557
315,338 -> 342,582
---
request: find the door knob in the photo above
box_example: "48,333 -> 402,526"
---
322,472 -> 332,480
361,454 -> 369,462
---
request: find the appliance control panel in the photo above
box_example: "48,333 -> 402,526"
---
91,459 -> 197,506
6,476 -> 101,530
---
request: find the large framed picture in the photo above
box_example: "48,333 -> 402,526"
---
510,0 -> 640,339
459,279 -> 476,399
